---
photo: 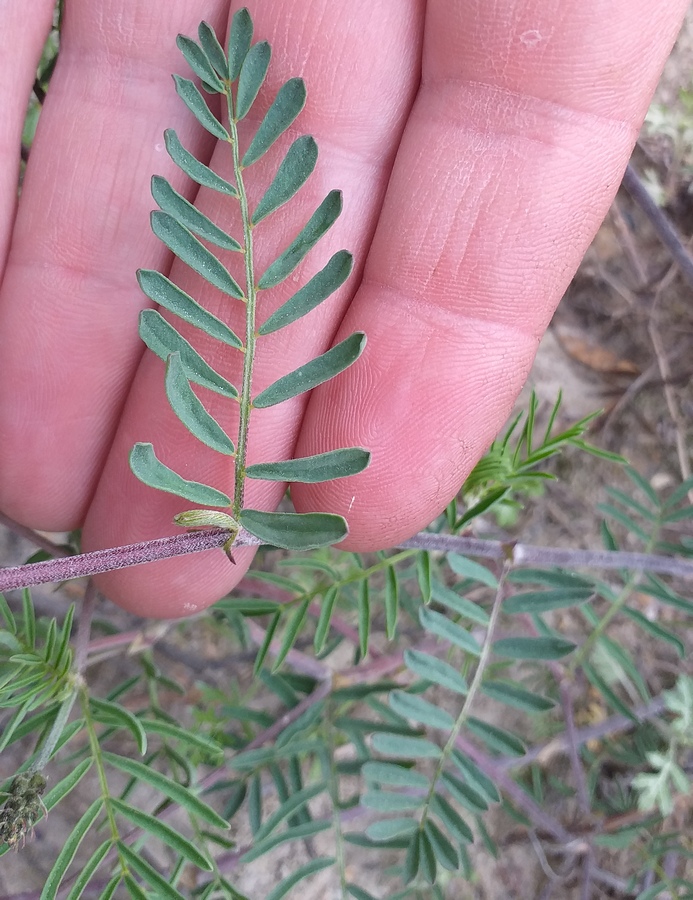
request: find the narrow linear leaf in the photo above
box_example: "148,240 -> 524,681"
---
493,636 -> 576,660
111,798 -> 212,871
508,568 -> 594,589
404,649 -> 469,696
389,690 -> 455,731
431,579 -> 490,626
450,750 -> 500,804
165,353 -> 235,455
466,717 -> 526,756
314,586 -> 339,654
129,443 -> 231,507
273,598 -> 310,670
43,759 -> 93,812
137,269 -> 242,348
0,593 -> 17,632
243,77 -> 307,166
139,309 -> 237,397
362,790 -> 422,813
265,857 -> 335,900
177,36 -> 224,96
258,190 -> 343,289
419,607 -> 481,656
480,679 -> 555,713
173,75 -> 229,140
138,718 -> 223,757
362,762 -> 430,791
151,176 -> 240,251
419,830 -> 437,884
89,697 -> 147,755
425,819 -> 460,871
240,509 -> 347,550
197,22 -> 228,81
254,782 -> 326,843
347,885 -> 378,900
253,135 -> 318,224
371,732 -> 442,760
365,818 -> 418,842
231,739 -> 323,772
259,250 -> 353,334
622,606 -> 685,657
438,772 -> 487,813
254,332 -> 365,408
118,842 -> 186,900
65,839 -> 111,900
253,611 -> 280,674
216,597 -> 281,616
123,875 -> 147,900
583,664 -> 639,723
151,211 -> 243,298
358,579 -> 370,660
385,564 -> 399,641
164,129 -> 237,196
247,447 -> 369,483
235,40 -> 271,119
103,752 -> 230,829
240,819 -> 331,863
22,588 -> 35,648
40,799 -> 103,900
504,587 -> 594,614
417,552 -> 432,604
430,793 -> 474,844
403,831 -> 420,884
248,773 -> 262,834
227,7 -> 253,79
447,553 -> 498,588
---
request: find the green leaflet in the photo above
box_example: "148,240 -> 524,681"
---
466,716 -> 526,756
493,636 -> 576,660
236,41 -> 271,119
151,176 -> 240,250
371,733 -> 442,759
197,21 -> 228,81
129,443 -> 231,507
164,129 -> 237,196
503,587 -> 594,614
362,791 -> 422,813
365,818 -> 418,842
150,211 -> 243,298
253,135 -> 318,224
139,309 -> 237,397
246,447 -> 369,482
165,352 -> 235,455
362,761 -> 430,791
265,857 -> 335,900
388,689 -> 455,731
137,270 -> 242,348
480,679 -> 555,712
259,250 -> 353,334
118,842 -> 186,900
40,799 -> 103,900
403,649 -> 468,696
227,7 -> 253,79
176,35 -> 226,92
239,509 -> 348,550
258,190 -> 343,289
173,75 -> 229,140
253,332 -> 366,408
419,607 -> 481,656
243,77 -> 307,166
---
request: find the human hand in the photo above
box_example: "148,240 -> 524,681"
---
0,0 -> 688,616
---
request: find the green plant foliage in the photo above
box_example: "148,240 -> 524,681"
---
129,9 -> 370,553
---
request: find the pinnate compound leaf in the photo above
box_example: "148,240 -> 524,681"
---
425,819 -> 460,871
165,353 -> 235,455
493,636 -> 576,660
480,679 -> 555,712
265,857 -> 335,900
419,607 -> 481,656
103,752 -> 230,829
503,587 -> 594,614
176,35 -> 225,92
164,129 -> 237,196
40,799 -> 102,900
197,22 -> 228,81
172,75 -> 229,139
151,211 -> 243,298
371,732 -> 442,759
240,509 -> 347,550
259,250 -> 353,334
118,842 -> 186,900
389,690 -> 455,731
235,40 -> 271,119
258,190 -> 343,289
403,649 -> 469,695
466,716 -> 526,756
64,839 -> 110,900
129,443 -> 231,507
88,696 -> 147,755
254,332 -> 365,408
110,798 -> 213,871
246,447 -> 369,483
139,309 -> 237,397
362,762 -> 429,791
365,818 -> 418,842
243,77 -> 307,166
137,270 -> 242,348
151,176 -> 240,251
252,135 -> 318,224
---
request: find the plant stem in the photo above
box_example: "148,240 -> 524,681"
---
227,91 -> 256,519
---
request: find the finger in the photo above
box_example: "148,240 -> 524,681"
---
83,0 -> 424,616
0,0 -> 230,529
292,0 -> 690,547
